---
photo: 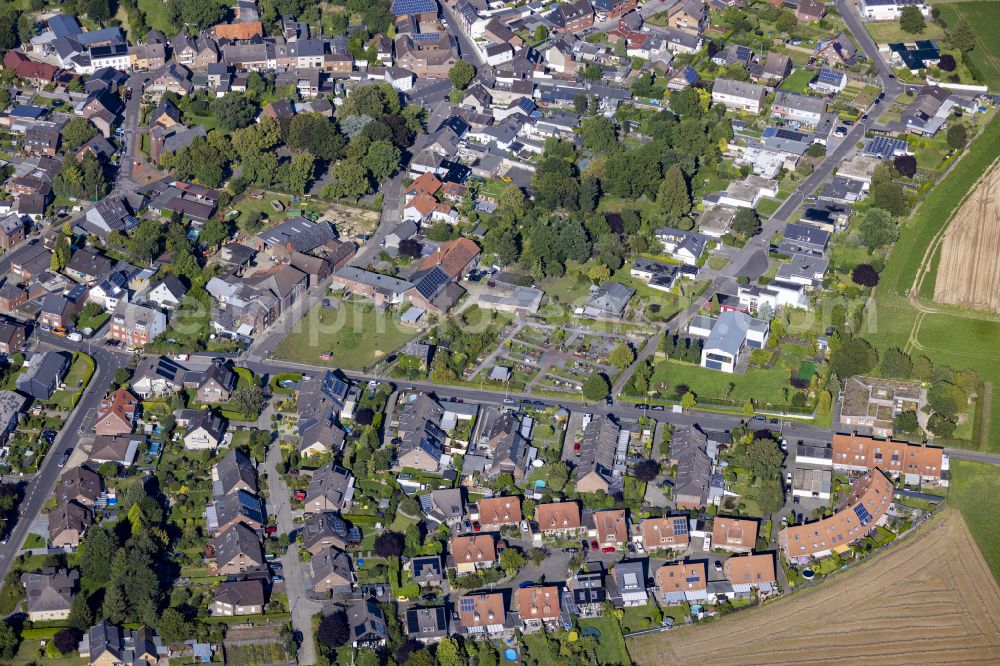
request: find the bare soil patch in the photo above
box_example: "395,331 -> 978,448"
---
934,163 -> 1000,312
629,509 -> 1000,665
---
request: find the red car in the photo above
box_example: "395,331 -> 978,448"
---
601,546 -> 616,553
573,442 -> 581,453
265,525 -> 277,535
293,490 -> 306,500
473,521 -> 481,532
590,540 -> 599,551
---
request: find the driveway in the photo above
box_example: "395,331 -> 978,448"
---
263,442 -> 323,665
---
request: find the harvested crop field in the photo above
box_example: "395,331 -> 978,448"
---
934,161 -> 1000,312
629,509 -> 1000,665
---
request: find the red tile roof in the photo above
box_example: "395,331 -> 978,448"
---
418,237 -> 480,278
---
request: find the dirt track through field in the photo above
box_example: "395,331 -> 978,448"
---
934,163 -> 1000,312
628,509 -> 1000,665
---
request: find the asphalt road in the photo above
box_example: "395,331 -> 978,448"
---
0,335 -> 127,586
440,0 -> 485,67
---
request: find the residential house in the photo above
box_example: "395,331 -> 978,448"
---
212,523 -> 266,575
576,415 -> 621,494
16,351 -> 70,400
771,91 -> 827,129
724,553 -> 777,596
859,0 -> 928,21
347,600 -> 389,649
832,433 -> 947,484
566,569 -> 607,617
21,569 -> 79,621
759,53 -> 792,83
655,227 -> 707,266
671,425 -> 713,509
611,560 -> 648,607
0,320 -> 25,356
300,512 -> 356,555
422,488 -> 465,527
211,579 -> 265,616
712,79 -> 766,114
456,592 -> 509,637
109,302 -> 166,348
183,409 -> 227,450
815,32 -> 857,66
394,33 -> 457,77
310,547 -> 355,594
48,500 -> 91,548
396,392 -> 447,472
0,389 -> 24,447
809,68 -> 847,94
38,287 -> 88,330
697,311 -> 770,373
779,222 -> 830,256
516,586 -> 561,631
78,619 -> 162,666
207,489 -> 265,534
475,496 -> 521,531
0,213 -> 25,250
0,283 -> 28,313
89,434 -> 142,468
304,464 -> 356,513
840,375 -> 923,437
65,250 -> 114,285
667,0 -> 707,34
535,501 -> 582,535
640,516 -> 691,551
711,516 -> 758,553
212,448 -> 257,497
778,469 -> 894,561
146,274 -> 187,310
655,561 -> 708,604
410,555 -> 445,587
449,534 -> 497,574
481,411 -> 532,481
550,0 -> 595,33
406,606 -> 449,643
196,359 -> 238,404
590,509 -> 628,548
583,282 -> 635,319
94,387 -> 138,437
131,356 -> 186,397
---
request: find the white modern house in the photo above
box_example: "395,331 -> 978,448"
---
859,0 -> 929,21
711,79 -> 766,115
693,311 -> 770,373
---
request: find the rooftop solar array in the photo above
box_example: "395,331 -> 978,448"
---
854,503 -> 873,527
460,597 -> 476,611
673,517 -> 689,535
391,0 -> 437,16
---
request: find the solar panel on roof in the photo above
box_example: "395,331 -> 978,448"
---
854,503 -> 873,526
460,598 -> 476,611
673,517 -> 689,535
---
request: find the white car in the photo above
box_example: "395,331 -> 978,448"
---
786,471 -> 793,483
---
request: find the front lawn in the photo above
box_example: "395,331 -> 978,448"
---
273,301 -> 418,371
778,68 -> 815,93
647,343 -> 814,409
619,602 -> 663,634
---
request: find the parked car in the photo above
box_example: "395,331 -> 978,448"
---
590,540 -> 599,551
472,521 -> 481,532
714,560 -> 723,572
601,546 -> 616,553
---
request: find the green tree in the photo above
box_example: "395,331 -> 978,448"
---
927,381 -> 967,417
0,622 -> 17,660
435,637 -> 463,666
950,21 -> 977,52
880,347 -> 913,379
947,123 -> 968,150
775,9 -> 797,32
497,183 -> 526,221
199,217 -> 231,250
157,608 -> 193,643
858,207 -> 898,248
893,410 -> 920,434
448,60 -> 476,90
68,593 -> 93,633
212,93 -> 257,130
670,87 -> 703,118
657,164 -> 691,224
899,5 -> 925,34
283,151 -> 316,194
830,337 -> 878,379
337,83 -> 401,118
732,207 -> 761,237
869,181 -> 909,216
324,160 -> 370,200
609,343 -> 636,370
361,140 -> 400,182
61,117 -> 98,149
580,116 -> 617,152
680,392 -> 697,409
233,384 -> 264,417
0,89 -> 10,111
927,413 -> 957,437
51,233 -> 71,271
101,583 -> 128,624
758,477 -> 785,514
582,373 -> 610,401
499,548 -> 527,577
